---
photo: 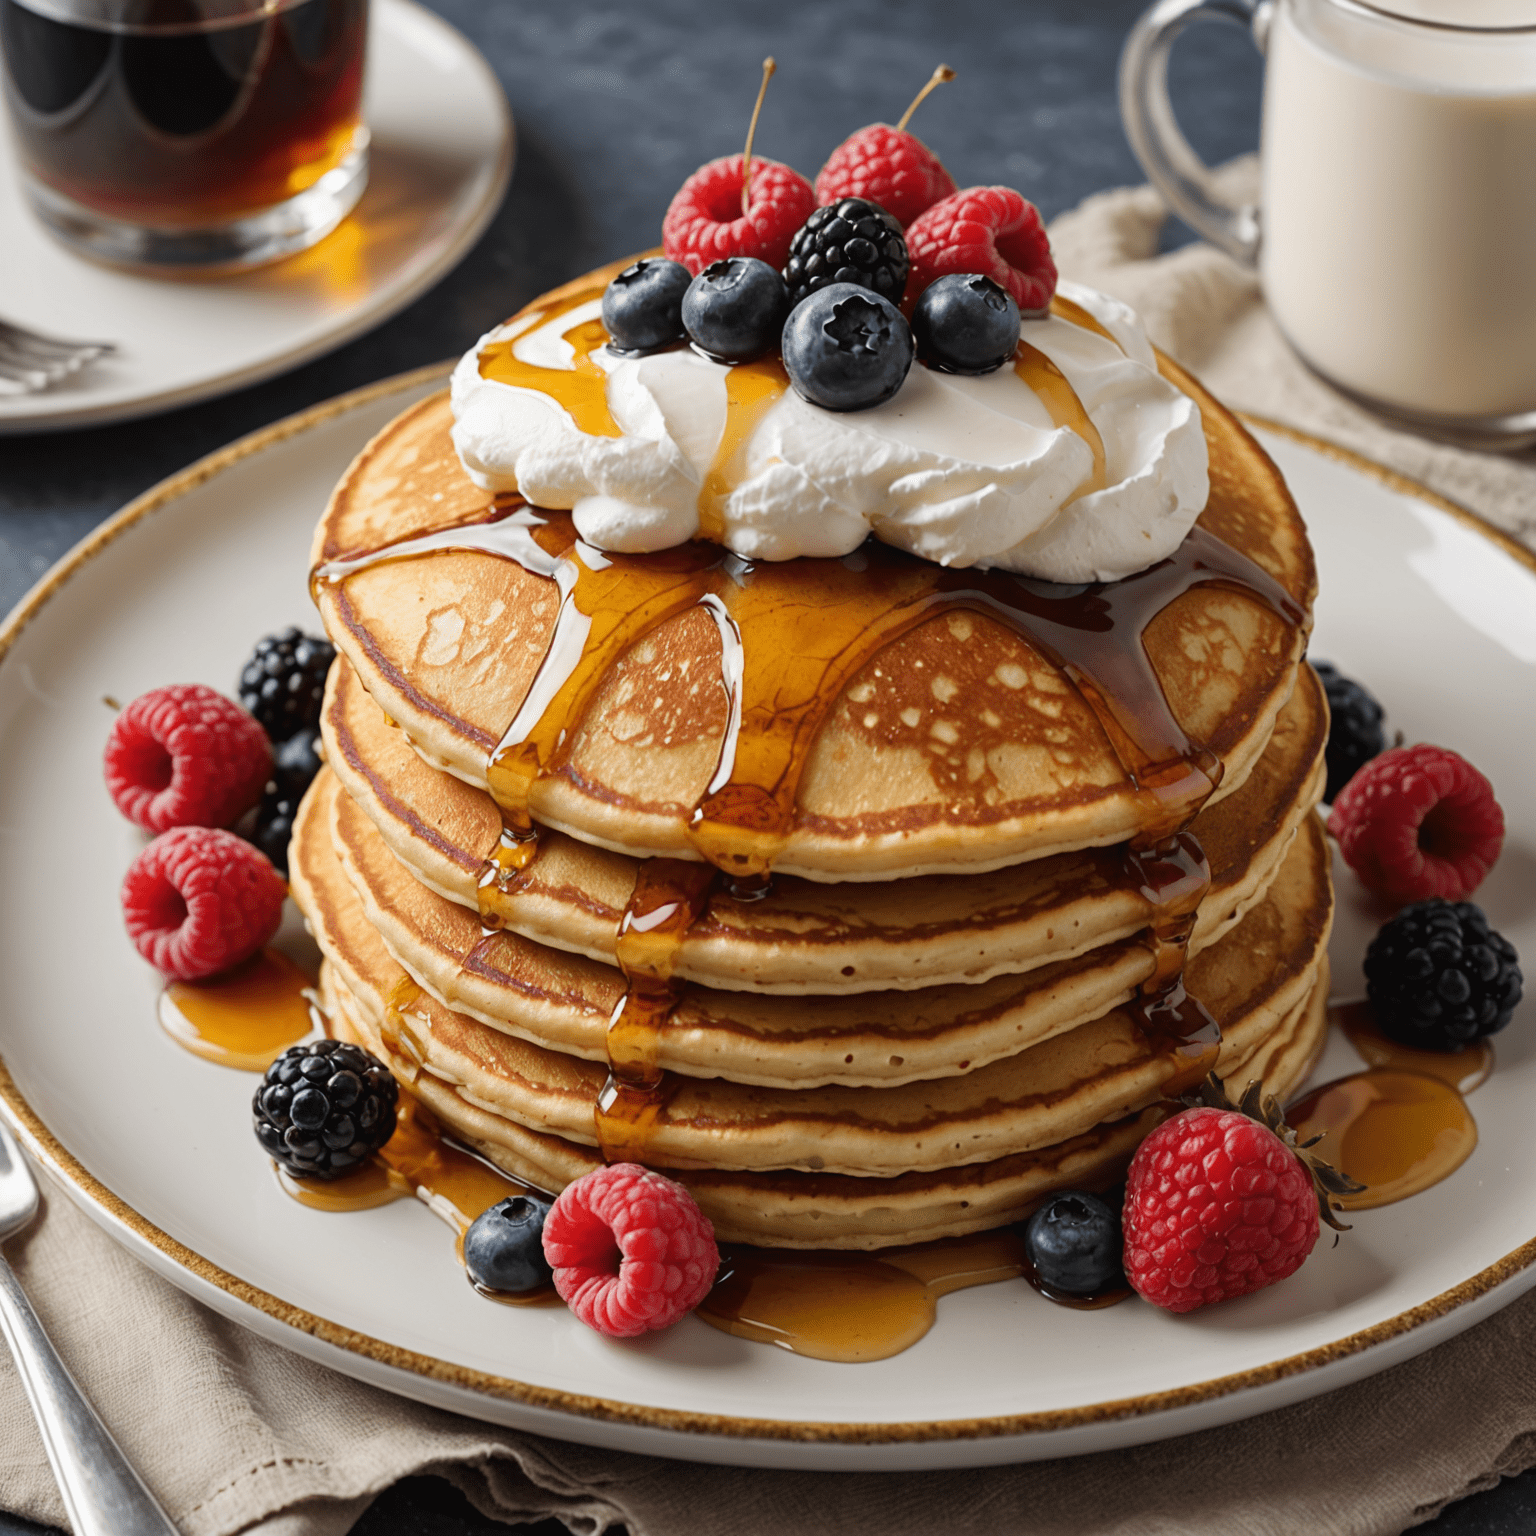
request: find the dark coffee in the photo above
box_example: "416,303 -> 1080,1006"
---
0,0 -> 366,228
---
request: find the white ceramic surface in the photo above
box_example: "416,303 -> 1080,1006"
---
0,0 -> 511,433
0,375 -> 1533,1471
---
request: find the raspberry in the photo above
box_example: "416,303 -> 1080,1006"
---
815,124 -> 957,229
542,1164 -> 718,1337
122,826 -> 286,980
903,186 -> 1057,315
662,155 -> 816,277
104,683 -> 271,833
1328,744 -> 1504,906
1123,1105 -> 1320,1313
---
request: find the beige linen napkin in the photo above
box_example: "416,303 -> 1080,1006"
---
6,172 -> 1536,1536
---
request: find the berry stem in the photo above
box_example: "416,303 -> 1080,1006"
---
895,64 -> 956,134
741,57 -> 776,218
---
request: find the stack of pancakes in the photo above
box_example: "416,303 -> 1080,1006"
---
289,271 -> 1331,1250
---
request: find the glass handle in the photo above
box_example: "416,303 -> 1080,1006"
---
1118,0 -> 1270,266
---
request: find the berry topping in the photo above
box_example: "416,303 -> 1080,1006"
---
252,792 -> 299,877
1328,744 -> 1504,906
601,258 -> 692,355
814,65 -> 958,228
250,727 -> 324,878
904,186 -> 1057,315
664,154 -> 816,277
542,1163 -> 718,1337
663,59 -> 814,277
911,273 -> 1021,375
681,256 -> 790,363
1312,660 -> 1387,802
253,1037 -> 399,1181
1364,899 -> 1522,1051
238,627 -> 335,743
1023,1191 -> 1124,1296
122,826 -> 286,980
1123,1079 -> 1359,1313
781,285 -> 915,412
463,1193 -> 555,1294
104,683 -> 272,834
272,725 -> 323,801
782,198 -> 908,308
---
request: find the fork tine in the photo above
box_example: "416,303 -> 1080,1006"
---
0,326 -> 113,363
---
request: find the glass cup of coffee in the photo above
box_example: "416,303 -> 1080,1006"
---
0,0 -> 369,271
1121,0 -> 1536,450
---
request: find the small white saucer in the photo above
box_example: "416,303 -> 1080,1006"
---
0,0 -> 512,434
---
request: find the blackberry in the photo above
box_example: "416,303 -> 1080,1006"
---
782,199 -> 907,308
781,284 -> 914,412
463,1193 -> 554,1294
1364,899 -> 1522,1051
252,790 -> 297,876
1311,660 -> 1386,802
601,258 -> 691,355
1023,1191 -> 1124,1296
253,1038 -> 398,1179
239,628 -> 335,742
272,726 -> 323,801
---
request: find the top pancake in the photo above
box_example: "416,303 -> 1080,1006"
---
311,262 -> 1315,880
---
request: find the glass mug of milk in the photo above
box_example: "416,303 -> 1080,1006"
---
1121,0 -> 1536,449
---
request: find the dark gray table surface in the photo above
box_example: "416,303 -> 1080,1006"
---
0,1 -> 1529,1530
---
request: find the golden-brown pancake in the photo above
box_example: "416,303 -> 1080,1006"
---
322,655 -> 1325,994
323,961 -> 1326,1249
309,264 -> 1315,882
290,771 -> 1332,1177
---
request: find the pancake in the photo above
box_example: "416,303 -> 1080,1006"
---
322,756 -> 1331,1088
309,262 -> 1315,883
321,956 -> 1327,1251
323,655 -> 1326,994
291,771 -> 1333,1177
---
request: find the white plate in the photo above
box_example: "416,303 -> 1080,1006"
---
1,376 -> 1533,1472
0,0 -> 510,434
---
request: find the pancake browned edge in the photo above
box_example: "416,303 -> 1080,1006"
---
325,740 -> 1327,1089
290,768 -> 1333,1222
321,654 -> 1326,998
308,262 -> 1315,881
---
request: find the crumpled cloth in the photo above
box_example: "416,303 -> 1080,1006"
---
6,169 -> 1536,1536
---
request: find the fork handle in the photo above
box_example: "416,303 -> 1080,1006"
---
0,1255 -> 180,1535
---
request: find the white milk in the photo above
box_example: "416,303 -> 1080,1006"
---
1260,0 -> 1536,420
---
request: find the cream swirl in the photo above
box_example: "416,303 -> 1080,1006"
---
450,279 -> 1207,582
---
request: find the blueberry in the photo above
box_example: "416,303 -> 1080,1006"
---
463,1194 -> 554,1294
681,257 -> 790,363
911,274 -> 1022,376
1023,1191 -> 1124,1296
781,284 -> 914,412
601,258 -> 692,355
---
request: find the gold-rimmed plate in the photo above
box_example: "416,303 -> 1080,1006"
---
1,369 -> 1533,1469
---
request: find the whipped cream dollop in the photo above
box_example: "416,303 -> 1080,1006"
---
450,279 -> 1208,582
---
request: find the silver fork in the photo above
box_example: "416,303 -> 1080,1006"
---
0,1117 -> 180,1535
0,319 -> 115,396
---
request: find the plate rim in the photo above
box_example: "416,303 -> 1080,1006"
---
0,0 -> 514,435
3,373 -> 1535,1445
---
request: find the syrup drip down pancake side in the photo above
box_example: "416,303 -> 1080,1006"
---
322,654 -> 1326,1000
291,770 -> 1334,1179
309,263 -> 1314,884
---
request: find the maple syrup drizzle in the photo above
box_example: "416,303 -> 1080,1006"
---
159,948 -> 316,1072
477,297 -> 622,437
697,354 -> 789,543
1016,343 -> 1107,495
1287,1069 -> 1478,1211
1333,999 -> 1493,1094
280,1085 -> 559,1306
